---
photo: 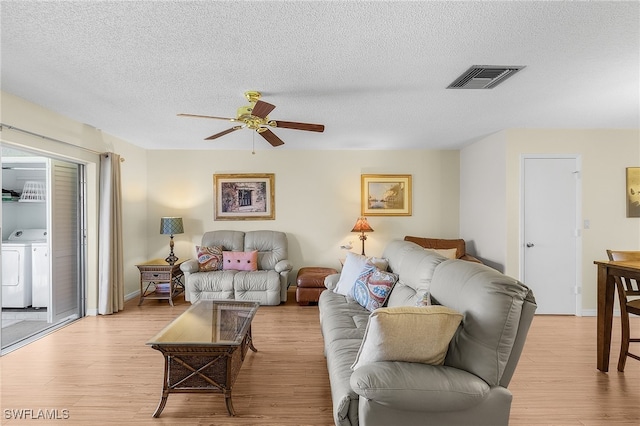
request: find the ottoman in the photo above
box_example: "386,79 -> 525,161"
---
296,267 -> 338,306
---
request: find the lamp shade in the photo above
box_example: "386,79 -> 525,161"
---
160,217 -> 184,235
351,217 -> 374,233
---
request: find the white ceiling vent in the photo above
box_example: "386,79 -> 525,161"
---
447,65 -> 526,89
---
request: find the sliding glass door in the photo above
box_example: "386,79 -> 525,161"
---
0,146 -> 86,354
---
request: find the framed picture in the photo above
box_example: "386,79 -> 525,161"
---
214,173 -> 275,220
361,174 -> 412,216
626,167 -> 640,218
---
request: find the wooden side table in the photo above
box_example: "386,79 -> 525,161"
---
136,259 -> 186,306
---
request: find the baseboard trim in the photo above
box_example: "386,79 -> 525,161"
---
85,290 -> 140,317
581,309 -> 620,317
125,290 -> 140,302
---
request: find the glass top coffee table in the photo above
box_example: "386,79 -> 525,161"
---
147,300 -> 259,417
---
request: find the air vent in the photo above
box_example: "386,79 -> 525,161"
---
447,65 -> 526,89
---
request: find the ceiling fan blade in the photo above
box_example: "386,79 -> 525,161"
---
178,113 -> 236,121
259,129 -> 285,147
205,126 -> 241,140
273,120 -> 325,133
251,100 -> 276,119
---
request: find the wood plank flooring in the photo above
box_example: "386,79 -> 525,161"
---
1,287 -> 639,425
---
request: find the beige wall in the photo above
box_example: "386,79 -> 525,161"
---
145,149 -> 461,284
1,91 -> 149,313
1,91 -> 462,305
6,90 -> 639,315
461,128 -> 640,314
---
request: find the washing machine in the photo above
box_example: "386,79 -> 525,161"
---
2,229 -> 47,308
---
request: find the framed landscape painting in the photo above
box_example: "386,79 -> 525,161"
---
627,167 -> 640,218
214,173 -> 275,220
361,174 -> 412,216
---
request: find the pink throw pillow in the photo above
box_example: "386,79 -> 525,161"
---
222,250 -> 258,271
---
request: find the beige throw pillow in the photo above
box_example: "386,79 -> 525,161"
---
351,306 -> 463,370
424,247 -> 458,259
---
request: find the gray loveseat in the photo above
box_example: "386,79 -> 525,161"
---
180,230 -> 292,305
319,240 -> 536,426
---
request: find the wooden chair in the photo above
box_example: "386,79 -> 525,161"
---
606,250 -> 640,371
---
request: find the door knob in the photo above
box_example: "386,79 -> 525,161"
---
526,243 -> 535,248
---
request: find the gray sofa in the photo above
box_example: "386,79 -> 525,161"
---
180,230 -> 292,305
319,240 -> 537,426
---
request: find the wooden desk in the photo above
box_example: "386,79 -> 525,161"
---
594,259 -> 640,372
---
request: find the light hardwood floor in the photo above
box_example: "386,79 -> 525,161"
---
1,287 -> 639,426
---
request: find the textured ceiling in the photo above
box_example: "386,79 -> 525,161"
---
1,1 -> 638,151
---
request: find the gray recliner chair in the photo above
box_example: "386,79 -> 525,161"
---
180,230 -> 292,305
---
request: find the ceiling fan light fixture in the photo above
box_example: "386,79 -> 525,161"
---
236,105 -> 254,119
244,91 -> 261,103
178,90 -> 325,147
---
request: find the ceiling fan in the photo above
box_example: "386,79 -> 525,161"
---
178,91 -> 325,147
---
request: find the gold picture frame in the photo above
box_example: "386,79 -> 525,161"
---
361,174 -> 412,216
626,167 -> 640,218
214,173 -> 275,220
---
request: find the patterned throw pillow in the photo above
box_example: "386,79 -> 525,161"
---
334,252 -> 389,296
351,265 -> 398,312
222,250 -> 258,271
415,291 -> 432,307
196,245 -> 223,271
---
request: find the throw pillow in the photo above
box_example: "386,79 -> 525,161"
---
222,250 -> 258,271
196,245 -> 224,271
415,291 -> 432,307
424,247 -> 458,259
351,267 -> 398,312
334,252 -> 389,296
351,306 -> 463,370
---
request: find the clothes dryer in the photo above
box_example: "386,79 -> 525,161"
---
1,229 -> 47,308
31,242 -> 49,309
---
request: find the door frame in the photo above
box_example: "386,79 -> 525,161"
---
519,154 -> 583,316
0,144 -> 87,353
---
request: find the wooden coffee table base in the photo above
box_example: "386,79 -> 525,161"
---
151,327 -> 257,417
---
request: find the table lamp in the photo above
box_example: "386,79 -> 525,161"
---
160,217 -> 184,264
351,217 -> 374,256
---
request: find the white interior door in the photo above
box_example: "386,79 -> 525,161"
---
522,156 -> 580,315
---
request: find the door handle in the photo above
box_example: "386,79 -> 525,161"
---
526,243 -> 535,248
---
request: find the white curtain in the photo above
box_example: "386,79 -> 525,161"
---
98,152 -> 124,315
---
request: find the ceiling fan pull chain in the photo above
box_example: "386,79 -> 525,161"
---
252,131 -> 255,155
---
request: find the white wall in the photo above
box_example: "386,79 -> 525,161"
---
460,131 -> 507,271
145,149 -> 461,281
461,128 -> 640,314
